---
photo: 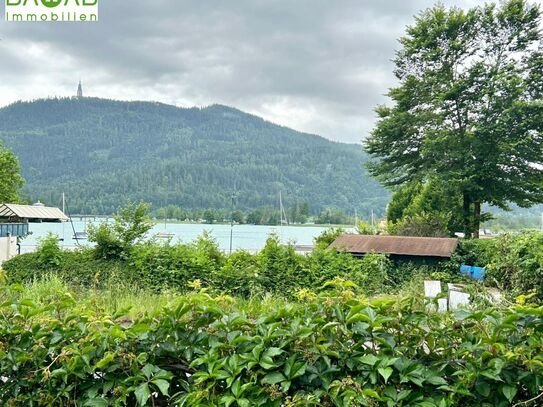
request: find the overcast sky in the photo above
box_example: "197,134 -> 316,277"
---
0,0 -> 541,143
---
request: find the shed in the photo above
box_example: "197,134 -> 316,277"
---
329,234 -> 458,262
0,203 -> 69,223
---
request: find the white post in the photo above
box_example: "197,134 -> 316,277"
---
6,235 -> 11,261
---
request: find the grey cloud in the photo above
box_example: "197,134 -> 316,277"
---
0,0 -> 523,142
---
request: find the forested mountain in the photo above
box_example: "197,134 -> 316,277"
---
0,98 -> 388,215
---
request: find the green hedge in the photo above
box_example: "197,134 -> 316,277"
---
8,231 -> 543,299
1,284 -> 542,406
3,235 -> 432,298
452,232 -> 543,299
3,248 -> 136,288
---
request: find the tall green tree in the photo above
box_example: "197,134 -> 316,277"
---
365,0 -> 543,238
387,179 -> 465,234
0,143 -> 24,203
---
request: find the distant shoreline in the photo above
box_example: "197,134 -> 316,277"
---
152,220 -> 354,228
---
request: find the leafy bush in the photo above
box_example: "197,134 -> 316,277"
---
303,247 -> 364,289
353,253 -> 391,294
3,248 -> 136,288
129,235 -> 224,290
485,232 -> 543,298
22,227 -> 543,301
314,227 -> 345,250
216,250 -> 262,297
258,234 -> 304,295
36,233 -> 63,268
1,284 -> 543,406
356,219 -> 374,235
88,202 -> 154,260
388,212 -> 451,238
452,238 -> 495,269
4,234 -> 400,299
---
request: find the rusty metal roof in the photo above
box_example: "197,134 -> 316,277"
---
329,234 -> 458,258
0,204 -> 69,222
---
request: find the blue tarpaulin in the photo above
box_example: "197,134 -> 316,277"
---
460,264 -> 485,281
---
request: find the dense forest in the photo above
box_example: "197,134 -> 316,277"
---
0,98 -> 388,216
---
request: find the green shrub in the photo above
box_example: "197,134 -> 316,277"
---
258,234 -> 304,296
88,202 -> 154,260
313,227 -> 344,249
130,238 -> 223,291
216,250 -> 262,297
356,219 -> 374,235
485,232 -> 543,297
15,230 -> 543,301
388,212 -> 451,237
453,238 -> 496,268
36,233 -> 63,268
354,253 -> 391,294
1,285 -> 542,406
303,247 -> 363,289
3,248 -> 135,288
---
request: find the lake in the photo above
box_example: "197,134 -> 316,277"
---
19,220 -> 351,253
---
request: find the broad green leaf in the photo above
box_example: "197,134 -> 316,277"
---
378,367 -> 393,384
501,384 -> 517,402
262,372 -> 285,385
263,347 -> 284,358
151,379 -> 170,396
426,375 -> 447,386
359,354 -> 379,366
220,395 -> 236,407
231,378 -> 242,398
95,352 -> 115,369
142,364 -> 155,380
83,398 -> 109,407
363,389 -> 381,399
134,383 -> 151,406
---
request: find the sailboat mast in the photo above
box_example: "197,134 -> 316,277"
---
354,208 -> 358,228
62,192 -> 66,246
279,191 -> 288,226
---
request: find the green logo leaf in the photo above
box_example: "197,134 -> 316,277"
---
41,0 -> 62,8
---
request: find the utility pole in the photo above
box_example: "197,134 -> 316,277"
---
229,193 -> 235,254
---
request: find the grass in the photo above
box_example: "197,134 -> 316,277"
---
0,264 -> 498,325
1,273 -> 296,321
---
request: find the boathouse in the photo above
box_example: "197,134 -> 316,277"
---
0,203 -> 69,263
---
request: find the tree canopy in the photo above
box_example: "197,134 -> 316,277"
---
365,0 -> 543,238
0,142 -> 24,204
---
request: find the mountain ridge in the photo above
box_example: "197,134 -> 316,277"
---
0,97 -> 389,216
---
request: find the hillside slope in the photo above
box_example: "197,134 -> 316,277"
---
0,98 -> 388,215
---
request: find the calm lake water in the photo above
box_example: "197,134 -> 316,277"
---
19,220 -> 352,253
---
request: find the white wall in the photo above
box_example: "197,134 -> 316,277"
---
0,236 -> 18,264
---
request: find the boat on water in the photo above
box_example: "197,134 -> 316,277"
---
73,231 -> 88,240
156,231 -> 174,239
